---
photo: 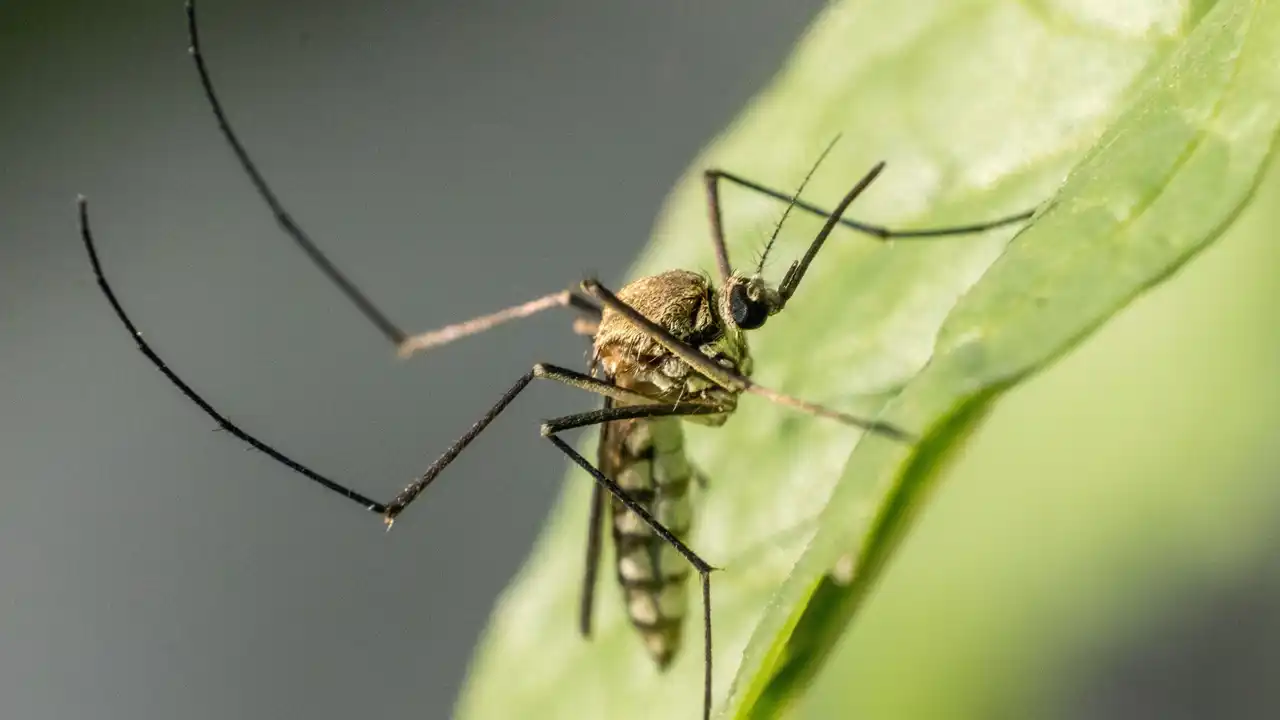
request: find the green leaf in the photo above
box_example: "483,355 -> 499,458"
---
455,1 -> 1280,719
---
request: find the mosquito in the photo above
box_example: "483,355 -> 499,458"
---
75,2 -> 1037,717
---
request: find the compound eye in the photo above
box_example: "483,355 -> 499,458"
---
729,284 -> 768,330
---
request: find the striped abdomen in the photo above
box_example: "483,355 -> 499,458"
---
599,413 -> 694,669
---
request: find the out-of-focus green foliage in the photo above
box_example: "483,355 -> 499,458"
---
457,1 -> 1280,718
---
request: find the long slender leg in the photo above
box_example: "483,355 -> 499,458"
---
81,198 -> 677,519
79,197 -> 388,513
578,395 -> 697,640
541,405 -> 727,533
542,400 -> 732,720
397,290 -> 601,359
543,406 -> 723,720
400,401 -> 724,718
705,168 -> 1036,242
576,401 -> 719,640
381,365 -> 701,521
541,402 -> 723,434
552,435 -> 715,720
702,161 -> 734,284
579,479 -> 606,638
580,278 -> 915,441
385,377 -> 722,520
188,1 -> 600,360
185,0 -> 406,347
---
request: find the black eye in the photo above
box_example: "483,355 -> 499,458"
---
730,284 -> 768,330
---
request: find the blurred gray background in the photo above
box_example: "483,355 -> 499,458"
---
1,2 -> 1276,720
1,1 -> 829,719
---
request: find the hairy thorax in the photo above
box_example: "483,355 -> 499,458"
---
592,270 -> 751,424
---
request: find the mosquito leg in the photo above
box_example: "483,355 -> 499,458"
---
383,363 -> 682,522
702,162 -> 735,284
547,433 -> 716,720
579,397 -> 622,643
541,402 -> 723,434
554,400 -> 724,642
188,0 -> 605,361
387,395 -> 725,716
579,482 -> 607,639
78,197 -> 389,513
543,398 -> 755,720
79,198 -> 661,517
397,290 -> 601,358
580,278 -> 915,441
185,0 -> 407,346
706,168 -> 1036,240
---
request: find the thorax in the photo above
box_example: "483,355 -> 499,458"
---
592,270 -> 751,420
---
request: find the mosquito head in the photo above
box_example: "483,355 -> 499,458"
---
720,274 -> 782,331
718,134 -> 879,330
